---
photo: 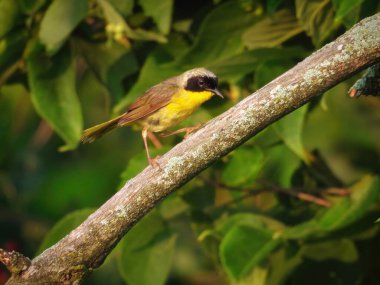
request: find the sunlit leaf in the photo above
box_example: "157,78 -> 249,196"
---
266,248 -> 303,285
220,225 -> 281,279
332,0 -> 364,23
27,43 -> 83,151
295,0 -> 336,46
139,0 -> 173,34
37,208 -> 94,255
243,9 -> 303,49
39,0 -> 88,54
108,0 -> 134,16
217,213 -> 286,236
301,239 -> 359,263
0,0 -> 21,38
221,146 -> 264,187
118,210 -> 176,285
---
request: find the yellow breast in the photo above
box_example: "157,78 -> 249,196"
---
138,89 -> 214,132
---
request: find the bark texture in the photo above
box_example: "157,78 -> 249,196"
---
6,13 -> 380,285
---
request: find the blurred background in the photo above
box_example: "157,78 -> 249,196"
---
1,0 -> 380,284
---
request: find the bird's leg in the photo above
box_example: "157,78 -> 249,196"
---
142,128 -> 159,167
160,123 -> 203,139
147,131 -> 162,149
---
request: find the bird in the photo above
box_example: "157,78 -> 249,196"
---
81,68 -> 223,166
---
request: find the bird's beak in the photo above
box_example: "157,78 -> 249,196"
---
209,88 -> 224,98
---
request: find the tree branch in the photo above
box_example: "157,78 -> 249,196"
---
0,249 -> 31,275
7,13 -> 380,285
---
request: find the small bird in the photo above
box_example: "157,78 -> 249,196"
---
81,68 -> 223,166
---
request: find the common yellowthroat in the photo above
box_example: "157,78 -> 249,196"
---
81,68 -> 223,165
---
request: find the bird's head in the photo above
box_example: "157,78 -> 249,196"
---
179,68 -> 223,98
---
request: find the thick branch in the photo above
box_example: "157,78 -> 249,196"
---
7,14 -> 380,284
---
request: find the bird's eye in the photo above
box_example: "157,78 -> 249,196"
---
198,79 -> 205,86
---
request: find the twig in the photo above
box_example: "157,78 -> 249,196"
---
0,249 -> 30,275
0,60 -> 24,87
275,188 -> 331,207
348,63 -> 380,97
206,183 -> 333,209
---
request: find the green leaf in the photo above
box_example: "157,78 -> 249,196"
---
0,0 -> 21,37
261,145 -> 300,187
272,105 -> 309,162
284,175 -> 380,239
27,43 -> 83,151
114,4 -> 304,114
243,9 -> 303,49
0,84 -> 29,160
220,225 -> 281,279
37,208 -> 94,255
114,1 -> 260,113
120,151 -> 148,185
332,0 -> 364,22
113,48 -> 182,114
108,0 -> 134,16
75,38 -> 138,101
221,146 -> 264,187
217,213 -> 286,236
39,0 -> 88,54
120,147 -> 169,186
317,175 -> 380,231
295,0 -> 336,46
209,47 -> 306,82
175,1 -> 257,68
118,210 -> 176,285
182,185 -> 215,210
266,248 -> 303,285
254,58 -> 294,89
266,0 -> 284,14
301,239 -> 359,263
139,0 -> 173,34
18,0 -> 46,14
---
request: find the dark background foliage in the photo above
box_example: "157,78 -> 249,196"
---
0,0 -> 380,284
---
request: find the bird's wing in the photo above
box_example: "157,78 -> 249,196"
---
118,80 -> 179,126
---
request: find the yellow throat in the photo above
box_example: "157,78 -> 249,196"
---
138,89 -> 214,132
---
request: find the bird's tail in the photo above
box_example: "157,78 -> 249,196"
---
81,116 -> 122,143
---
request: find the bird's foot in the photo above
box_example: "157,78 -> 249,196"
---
160,123 -> 203,139
148,155 -> 161,168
